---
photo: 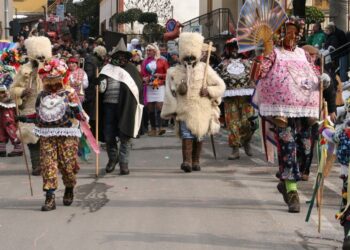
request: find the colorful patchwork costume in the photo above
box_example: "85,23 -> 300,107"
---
215,39 -> 256,159
19,59 -> 84,211
0,63 -> 22,157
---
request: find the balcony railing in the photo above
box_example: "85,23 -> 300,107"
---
182,8 -> 236,41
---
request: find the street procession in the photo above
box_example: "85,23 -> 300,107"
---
2,0 -> 350,249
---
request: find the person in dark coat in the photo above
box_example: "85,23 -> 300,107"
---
83,45 -> 106,137
98,39 -> 143,175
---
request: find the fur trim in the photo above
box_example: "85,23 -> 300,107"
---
178,32 -> 204,62
17,123 -> 38,144
93,46 -> 107,58
161,67 -> 177,119
25,36 -> 52,59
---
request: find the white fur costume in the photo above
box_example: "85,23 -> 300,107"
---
10,36 -> 52,144
161,32 -> 225,138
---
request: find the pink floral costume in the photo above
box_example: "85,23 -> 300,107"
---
254,47 -> 320,181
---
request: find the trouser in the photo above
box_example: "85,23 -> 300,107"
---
41,136 -> 79,191
224,96 -> 255,147
147,102 -> 163,129
275,118 -> 315,181
0,107 -> 20,146
28,142 -> 40,170
103,103 -> 132,164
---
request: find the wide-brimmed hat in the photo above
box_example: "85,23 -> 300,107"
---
109,39 -> 132,59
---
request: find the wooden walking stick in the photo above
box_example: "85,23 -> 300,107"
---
15,95 -> 33,196
95,68 -> 100,177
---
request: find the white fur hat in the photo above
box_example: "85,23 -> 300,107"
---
25,36 -> 52,59
178,32 -> 204,62
93,45 -> 107,58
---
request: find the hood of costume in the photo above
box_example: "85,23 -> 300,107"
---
161,32 -> 226,138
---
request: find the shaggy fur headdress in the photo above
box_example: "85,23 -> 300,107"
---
178,32 -> 204,62
93,46 -> 107,59
24,36 -> 52,60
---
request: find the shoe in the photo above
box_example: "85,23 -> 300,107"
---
119,163 -> 130,175
243,142 -> 253,156
181,163 -> 192,173
287,191 -> 300,213
228,147 -> 240,160
192,141 -> 202,171
7,151 -> 23,157
41,193 -> 56,211
277,181 -> 288,204
148,129 -> 157,136
158,128 -> 166,136
32,167 -> 41,176
0,151 -> 6,157
301,173 -> 309,181
343,236 -> 350,250
105,142 -> 119,173
275,171 -> 281,179
63,187 -> 74,206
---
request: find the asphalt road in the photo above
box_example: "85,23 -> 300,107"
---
0,128 -> 344,249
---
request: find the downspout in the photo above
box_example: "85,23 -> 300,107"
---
4,0 -> 9,39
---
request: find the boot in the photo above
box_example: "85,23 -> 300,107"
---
148,129 -> 157,136
277,181 -> 288,204
41,193 -> 56,211
343,221 -> 350,250
0,142 -> 6,157
243,141 -> 253,156
192,140 -> 203,171
119,163 -> 130,175
28,143 -> 41,176
63,187 -> 74,206
158,127 -> 166,136
181,139 -> 193,173
228,146 -> 240,160
105,142 -> 119,173
7,143 -> 23,157
287,190 -> 300,213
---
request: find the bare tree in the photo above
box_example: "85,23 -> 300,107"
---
125,0 -> 173,23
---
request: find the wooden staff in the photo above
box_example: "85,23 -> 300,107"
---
317,55 -> 326,233
15,95 -> 33,196
95,68 -> 99,177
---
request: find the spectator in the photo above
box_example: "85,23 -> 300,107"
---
306,22 -> 325,48
80,20 -> 91,41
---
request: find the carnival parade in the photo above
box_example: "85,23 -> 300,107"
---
1,0 -> 350,249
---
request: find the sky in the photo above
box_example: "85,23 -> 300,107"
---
172,0 -> 199,23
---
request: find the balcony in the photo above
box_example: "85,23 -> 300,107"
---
182,8 -> 236,42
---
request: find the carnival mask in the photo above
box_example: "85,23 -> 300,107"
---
183,55 -> 197,67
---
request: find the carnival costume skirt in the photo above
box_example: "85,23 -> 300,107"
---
146,85 -> 165,103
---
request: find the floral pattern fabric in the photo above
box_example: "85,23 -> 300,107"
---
254,47 -> 320,118
41,136 -> 79,191
224,96 -> 255,147
276,118 -> 314,181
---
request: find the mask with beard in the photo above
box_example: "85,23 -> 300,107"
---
183,55 -> 197,67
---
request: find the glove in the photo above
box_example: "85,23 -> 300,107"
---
15,116 -> 28,123
255,39 -> 265,57
199,87 -> 209,97
320,73 -> 331,89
